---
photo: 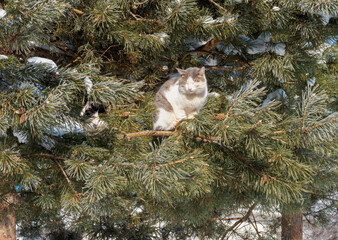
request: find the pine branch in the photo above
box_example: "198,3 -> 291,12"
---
223,89 -> 254,121
262,116 -> 338,137
302,93 -> 316,129
125,130 -> 174,140
125,130 -> 219,143
306,117 -> 338,131
34,153 -> 78,196
125,130 -> 257,170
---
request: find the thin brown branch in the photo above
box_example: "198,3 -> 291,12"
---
208,0 -> 227,13
157,156 -> 191,168
220,202 -> 258,240
73,8 -> 84,15
134,0 -> 150,6
54,159 -> 78,195
307,117 -> 338,130
213,217 -> 244,221
125,130 -> 219,143
250,211 -> 262,238
125,130 -> 174,140
249,120 -> 263,131
33,154 -> 78,195
248,218 -> 262,238
261,130 -> 289,137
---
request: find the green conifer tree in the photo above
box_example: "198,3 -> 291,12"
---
0,0 -> 337,239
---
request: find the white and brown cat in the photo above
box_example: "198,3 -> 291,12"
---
153,67 -> 208,130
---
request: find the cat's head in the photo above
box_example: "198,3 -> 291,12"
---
176,67 -> 207,95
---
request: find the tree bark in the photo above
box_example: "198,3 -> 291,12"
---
281,212 -> 303,240
0,194 -> 16,240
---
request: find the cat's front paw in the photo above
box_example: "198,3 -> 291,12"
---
187,113 -> 197,119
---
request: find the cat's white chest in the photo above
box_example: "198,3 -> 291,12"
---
164,82 -> 207,117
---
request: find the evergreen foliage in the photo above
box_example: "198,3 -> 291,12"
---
0,0 -> 337,239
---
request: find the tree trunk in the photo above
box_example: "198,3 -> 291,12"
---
281,212 -> 303,240
0,194 -> 16,240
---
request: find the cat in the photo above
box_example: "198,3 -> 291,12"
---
153,67 -> 208,131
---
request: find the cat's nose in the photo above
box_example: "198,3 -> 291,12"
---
188,87 -> 193,92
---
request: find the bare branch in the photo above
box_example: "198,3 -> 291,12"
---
133,0 -> 150,7
208,0 -> 227,13
220,202 -> 258,240
248,218 -> 262,238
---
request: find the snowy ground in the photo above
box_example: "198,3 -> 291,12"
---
16,212 -> 337,240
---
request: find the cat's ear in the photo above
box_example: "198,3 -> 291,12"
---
198,66 -> 205,75
176,68 -> 186,76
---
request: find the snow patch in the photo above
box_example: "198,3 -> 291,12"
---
0,9 -> 6,19
50,122 -> 84,137
40,136 -> 56,150
13,129 -> 28,143
203,16 -> 224,25
217,43 -> 241,55
84,77 -> 93,94
152,32 -> 169,43
247,32 -> 285,56
268,43 -> 286,56
209,92 -> 221,98
26,57 -> 58,71
0,55 -> 8,60
162,65 -> 169,71
307,77 -> 316,86
262,89 -> 288,106
132,207 -> 143,216
272,6 -> 281,11
185,37 -> 210,50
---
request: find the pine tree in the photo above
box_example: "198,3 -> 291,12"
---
0,0 -> 337,239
